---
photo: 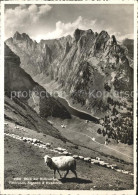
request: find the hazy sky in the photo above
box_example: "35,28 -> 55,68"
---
5,4 -> 134,42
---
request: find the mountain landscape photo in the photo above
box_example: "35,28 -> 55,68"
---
3,3 -> 135,192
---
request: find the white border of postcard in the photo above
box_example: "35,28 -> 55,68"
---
0,0 -> 137,195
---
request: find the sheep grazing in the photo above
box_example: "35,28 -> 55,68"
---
99,161 -> 106,166
106,164 -> 112,168
122,170 -> 129,174
62,151 -> 69,155
32,138 -> 38,143
130,173 -> 134,176
21,127 -> 26,132
23,137 -> 27,142
111,164 -> 118,169
73,155 -> 79,159
55,147 -> 66,152
14,125 -> 19,129
44,155 -> 77,179
93,159 -> 100,164
85,120 -> 89,123
84,157 -> 91,162
116,169 -> 122,173
61,124 -> 66,128
48,120 -> 53,125
96,157 -> 100,161
46,143 -> 51,147
78,156 -> 84,160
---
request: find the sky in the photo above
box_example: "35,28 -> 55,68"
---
4,4 -> 134,42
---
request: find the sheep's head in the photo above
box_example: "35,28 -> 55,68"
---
44,155 -> 52,167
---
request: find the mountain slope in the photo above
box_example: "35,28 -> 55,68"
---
5,44 -> 71,119
4,95 -> 68,141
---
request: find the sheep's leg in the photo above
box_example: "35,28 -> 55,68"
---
57,170 -> 62,178
53,169 -> 56,179
64,170 -> 69,178
71,170 -> 77,178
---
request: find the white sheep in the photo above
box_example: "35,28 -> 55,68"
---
23,137 -> 27,142
61,124 -> 66,128
21,127 -> 25,132
62,151 -> 69,155
105,141 -> 108,145
44,155 -> 77,179
73,155 -> 79,159
84,157 -> 91,162
55,147 -> 64,152
106,164 -> 112,168
122,170 -> 129,174
79,156 -> 84,160
85,120 -> 89,123
96,157 -> 100,161
111,164 -> 117,169
14,125 -> 19,129
46,143 -> 51,147
116,169 -> 122,173
99,161 -> 105,166
33,138 -> 37,143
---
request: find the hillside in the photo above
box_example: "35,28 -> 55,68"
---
4,95 -> 68,141
4,123 -> 133,190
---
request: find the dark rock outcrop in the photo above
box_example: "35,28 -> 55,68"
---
4,44 -> 71,119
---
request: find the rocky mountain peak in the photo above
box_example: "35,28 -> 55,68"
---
73,28 -> 85,42
13,31 -> 34,44
13,31 -> 21,40
99,30 -> 109,37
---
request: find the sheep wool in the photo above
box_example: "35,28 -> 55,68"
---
44,155 -> 77,178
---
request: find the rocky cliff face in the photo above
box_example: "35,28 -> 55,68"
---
4,44 -> 71,119
6,30 -> 133,117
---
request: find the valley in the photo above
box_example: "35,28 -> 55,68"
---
4,28 -> 134,190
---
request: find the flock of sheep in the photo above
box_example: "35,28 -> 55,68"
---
4,129 -> 133,178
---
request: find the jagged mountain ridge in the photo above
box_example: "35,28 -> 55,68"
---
5,29 -> 134,144
6,29 -> 133,117
6,32 -> 73,77
4,44 -> 71,119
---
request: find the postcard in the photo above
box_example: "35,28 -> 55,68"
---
0,0 -> 137,194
